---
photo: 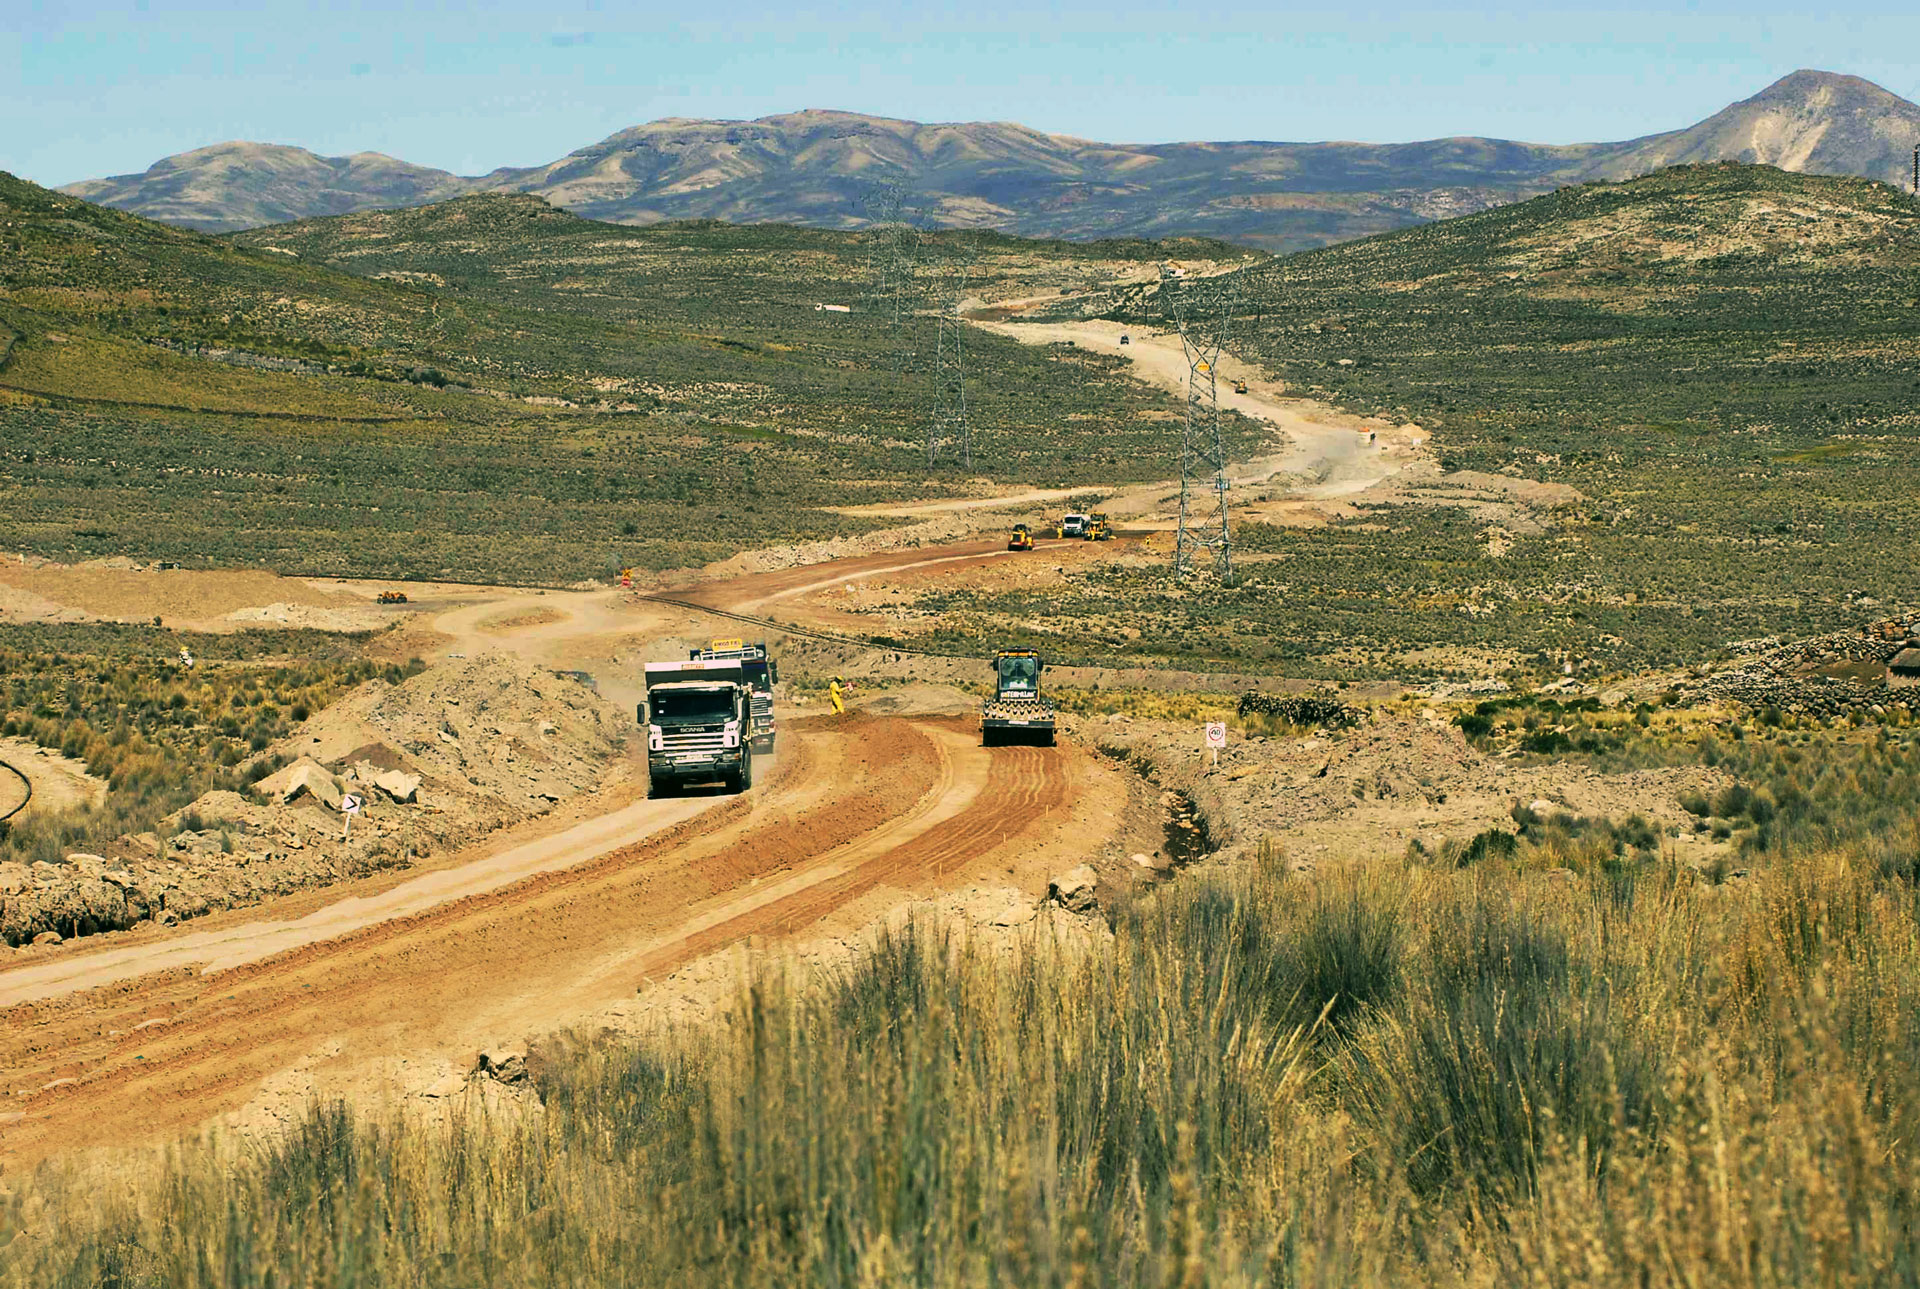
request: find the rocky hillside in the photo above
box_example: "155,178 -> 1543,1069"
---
57,71 -> 1920,251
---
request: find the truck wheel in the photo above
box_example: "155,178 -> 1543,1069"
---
980,727 -> 997,748
1043,730 -> 1057,747
731,753 -> 754,794
649,775 -> 671,799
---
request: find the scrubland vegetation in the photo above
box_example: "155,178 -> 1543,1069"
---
0,174 -> 1255,581
0,625 -> 417,863
958,163 -> 1920,681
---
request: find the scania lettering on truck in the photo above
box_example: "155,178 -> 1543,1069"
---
689,637 -> 779,750
641,659 -> 754,796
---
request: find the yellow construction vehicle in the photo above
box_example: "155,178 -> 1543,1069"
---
1231,379 -> 1248,394
980,649 -> 1056,746
1084,512 -> 1113,541
1008,524 -> 1034,551
377,590 -> 409,604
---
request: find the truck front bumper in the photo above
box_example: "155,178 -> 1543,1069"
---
650,749 -> 745,780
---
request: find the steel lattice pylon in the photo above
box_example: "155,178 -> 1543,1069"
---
926,248 -> 973,468
1163,265 -> 1237,581
861,182 -> 919,379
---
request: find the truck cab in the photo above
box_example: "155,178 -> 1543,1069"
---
642,659 -> 755,796
1060,513 -> 1090,538
689,638 -> 778,750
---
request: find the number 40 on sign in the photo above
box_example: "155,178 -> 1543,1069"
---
1204,721 -> 1227,763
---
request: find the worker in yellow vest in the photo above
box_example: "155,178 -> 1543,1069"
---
830,676 -> 846,715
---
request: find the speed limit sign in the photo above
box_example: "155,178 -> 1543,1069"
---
1204,722 -> 1226,749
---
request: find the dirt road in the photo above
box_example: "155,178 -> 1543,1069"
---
0,702 -> 1132,1164
973,317 -> 1417,504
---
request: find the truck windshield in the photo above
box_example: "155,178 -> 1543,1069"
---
998,656 -> 1039,692
651,688 -> 734,722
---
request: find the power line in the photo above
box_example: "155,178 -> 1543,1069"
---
1162,264 -> 1239,582
926,243 -> 975,469
860,181 -> 919,380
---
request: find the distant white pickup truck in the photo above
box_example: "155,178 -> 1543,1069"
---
1060,513 -> 1090,538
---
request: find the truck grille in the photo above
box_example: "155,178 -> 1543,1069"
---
660,729 -> 728,754
750,694 -> 774,726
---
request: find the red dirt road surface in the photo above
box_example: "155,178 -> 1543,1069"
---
0,713 -> 1116,1166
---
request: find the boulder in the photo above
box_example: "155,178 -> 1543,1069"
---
474,1045 -> 529,1084
373,769 -> 422,804
259,758 -> 343,809
1048,865 -> 1100,914
31,930 -> 62,947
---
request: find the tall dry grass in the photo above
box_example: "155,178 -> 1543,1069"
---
8,843 -> 1920,1285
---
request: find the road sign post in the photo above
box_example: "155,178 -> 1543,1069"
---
340,793 -> 362,840
1205,721 -> 1226,765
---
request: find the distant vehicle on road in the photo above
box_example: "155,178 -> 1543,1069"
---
1008,524 -> 1034,551
1118,335 -> 1130,345
377,590 -> 409,604
1060,513 -> 1090,538
689,638 -> 778,751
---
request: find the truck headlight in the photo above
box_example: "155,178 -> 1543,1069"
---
648,727 -> 663,752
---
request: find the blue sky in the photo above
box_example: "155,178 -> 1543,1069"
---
6,0 -> 1919,187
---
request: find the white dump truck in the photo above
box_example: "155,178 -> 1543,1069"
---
641,659 -> 755,796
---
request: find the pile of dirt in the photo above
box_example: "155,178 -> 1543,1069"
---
1089,705 -> 1726,875
223,602 -> 386,632
1,655 -> 632,947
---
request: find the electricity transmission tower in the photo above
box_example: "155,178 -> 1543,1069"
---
1163,265 -> 1238,581
861,182 -> 919,378
926,245 -> 974,468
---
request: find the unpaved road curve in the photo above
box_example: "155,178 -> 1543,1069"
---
0,714 -> 1119,1165
974,317 -> 1414,503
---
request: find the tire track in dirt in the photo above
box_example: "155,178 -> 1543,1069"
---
630,737 -> 1066,977
1,715 -> 1082,1165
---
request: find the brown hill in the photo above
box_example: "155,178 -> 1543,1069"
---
1575,70 -> 1920,187
57,71 -> 1920,250
61,141 -> 473,233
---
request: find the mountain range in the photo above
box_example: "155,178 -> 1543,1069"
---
58,70 -> 1920,251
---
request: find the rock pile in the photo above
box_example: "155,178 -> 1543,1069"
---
1237,691 -> 1361,730
2,655 -> 629,948
1680,614 -> 1920,717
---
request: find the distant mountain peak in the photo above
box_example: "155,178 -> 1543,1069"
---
1748,68 -> 1909,106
